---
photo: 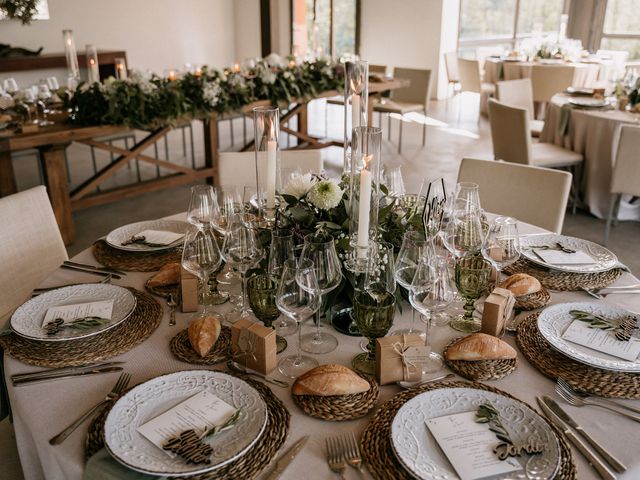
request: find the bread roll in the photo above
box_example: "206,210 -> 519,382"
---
188,315 -> 222,357
500,273 -> 541,297
148,262 -> 181,287
292,364 -> 370,396
445,333 -> 516,361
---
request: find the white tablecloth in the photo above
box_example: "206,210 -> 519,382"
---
5,216 -> 640,480
484,59 -> 604,87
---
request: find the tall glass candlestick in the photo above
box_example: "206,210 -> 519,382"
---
253,106 -> 281,225
114,57 -> 128,80
62,30 -> 80,90
85,45 -> 100,84
343,61 -> 368,175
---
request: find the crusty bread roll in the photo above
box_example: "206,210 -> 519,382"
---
188,315 -> 222,357
148,262 -> 181,287
292,364 -> 370,396
445,333 -> 517,361
500,273 -> 541,297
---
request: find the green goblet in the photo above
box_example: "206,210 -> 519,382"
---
351,286 -> 396,375
450,254 -> 492,333
247,273 -> 287,353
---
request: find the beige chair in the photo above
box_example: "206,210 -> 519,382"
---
457,158 -> 571,233
0,186 -> 68,324
495,78 -> 544,137
457,58 -> 495,118
218,150 -> 323,187
597,49 -> 629,81
530,65 -> 575,104
488,98 -> 583,212
604,125 -> 640,245
444,52 -> 460,95
374,67 -> 431,153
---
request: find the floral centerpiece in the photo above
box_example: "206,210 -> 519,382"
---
614,77 -> 640,113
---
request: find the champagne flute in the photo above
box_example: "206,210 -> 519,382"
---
268,228 -> 297,336
181,225 -> 222,316
481,216 -> 521,288
277,259 -> 321,378
187,185 -> 217,228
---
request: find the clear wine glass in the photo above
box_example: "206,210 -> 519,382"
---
181,225 -> 223,316
384,165 -> 406,198
268,228 -> 297,336
3,78 -> 19,95
481,216 -> 520,288
37,83 -> 54,126
299,233 -> 342,354
187,185 -> 217,228
211,185 -> 243,287
277,258 -> 321,378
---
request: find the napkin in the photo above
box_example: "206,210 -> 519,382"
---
558,104 -> 572,136
135,230 -> 183,246
533,248 -> 596,266
0,346 -> 10,421
84,449 -> 167,480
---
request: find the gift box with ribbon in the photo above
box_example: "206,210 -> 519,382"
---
375,333 -> 425,385
481,287 -> 515,337
180,267 -> 199,313
230,318 -> 277,375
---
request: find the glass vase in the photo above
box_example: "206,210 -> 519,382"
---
85,44 -> 100,84
253,106 -> 281,226
343,60 -> 369,175
62,30 -> 80,90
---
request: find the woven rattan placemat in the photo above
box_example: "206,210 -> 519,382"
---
515,287 -> 551,311
292,375 -> 379,421
443,338 -> 517,381
517,313 -> 640,398
360,380 -> 576,479
85,378 -> 290,479
93,240 -> 181,272
504,259 -> 622,291
170,327 -> 231,365
0,289 -> 161,368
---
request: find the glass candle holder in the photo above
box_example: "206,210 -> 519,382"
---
114,57 -> 128,80
85,45 -> 100,84
62,30 -> 80,89
343,60 -> 369,175
346,126 -> 382,273
253,106 -> 281,226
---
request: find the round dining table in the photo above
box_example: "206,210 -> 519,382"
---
540,94 -> 640,221
484,58 -> 606,88
4,212 -> 640,480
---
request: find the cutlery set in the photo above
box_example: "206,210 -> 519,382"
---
11,362 -> 125,386
326,433 -> 365,479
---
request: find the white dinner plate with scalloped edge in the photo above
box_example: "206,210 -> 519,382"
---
520,234 -> 618,273
538,302 -> 640,372
104,371 -> 267,477
10,284 -> 136,342
106,220 -> 188,252
391,388 -> 561,480
568,97 -> 611,108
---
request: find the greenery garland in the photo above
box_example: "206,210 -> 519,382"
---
0,0 -> 38,24
67,55 -> 344,130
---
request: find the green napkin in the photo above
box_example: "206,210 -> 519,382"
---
558,104 -> 572,136
84,449 -> 168,480
497,62 -> 504,80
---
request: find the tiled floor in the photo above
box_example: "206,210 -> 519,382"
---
2,92 -> 638,479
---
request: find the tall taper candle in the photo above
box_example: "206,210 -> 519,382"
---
357,155 -> 373,257
266,140 -> 277,210
352,94 -> 361,131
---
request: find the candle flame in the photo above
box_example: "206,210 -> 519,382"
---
362,154 -> 373,169
89,59 -> 95,65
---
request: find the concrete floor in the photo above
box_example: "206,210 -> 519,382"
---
2,93 -> 639,479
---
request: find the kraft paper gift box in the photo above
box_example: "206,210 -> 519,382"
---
481,287 -> 515,337
230,318 -> 277,375
375,334 -> 424,385
180,267 -> 199,313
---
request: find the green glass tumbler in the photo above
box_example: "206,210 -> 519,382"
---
247,273 -> 287,353
450,255 -> 492,333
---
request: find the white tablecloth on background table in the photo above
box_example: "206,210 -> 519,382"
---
540,94 -> 640,220
5,215 -> 640,480
484,59 -> 604,87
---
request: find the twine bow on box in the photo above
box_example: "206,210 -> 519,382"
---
392,336 -> 420,381
234,329 -> 258,365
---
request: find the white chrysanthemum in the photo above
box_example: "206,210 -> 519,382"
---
242,58 -> 257,69
284,173 -> 315,199
259,67 -> 277,84
307,179 -> 343,210
265,53 -> 285,68
203,81 -> 222,106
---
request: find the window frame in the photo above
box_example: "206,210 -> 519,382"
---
595,0 -> 640,53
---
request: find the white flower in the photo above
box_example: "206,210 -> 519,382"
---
202,80 -> 222,107
258,66 -> 277,84
283,173 -> 315,199
307,179 -> 343,210
242,58 -> 257,69
229,74 -> 246,88
265,53 -> 285,68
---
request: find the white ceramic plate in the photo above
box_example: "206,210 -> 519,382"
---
568,97 -> 610,108
106,220 -> 188,252
104,371 -> 267,477
537,302 -> 640,372
10,284 -> 136,342
391,388 -> 561,480
520,233 -> 618,273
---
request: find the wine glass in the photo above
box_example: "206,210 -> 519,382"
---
409,256 -> 454,374
440,199 -> 484,259
221,216 -> 264,322
451,254 -> 492,333
3,78 -> 18,95
187,185 -> 218,228
247,273 -> 288,353
181,225 -> 223,316
37,83 -> 54,126
267,228 -> 297,336
21,89 -> 37,124
481,216 -> 520,288
277,259 -> 321,378
211,186 -> 243,288
384,165 -> 406,198
299,233 -> 342,354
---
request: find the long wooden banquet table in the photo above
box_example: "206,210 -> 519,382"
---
4,211 -> 640,480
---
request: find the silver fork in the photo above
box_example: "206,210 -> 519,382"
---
556,380 -> 640,422
49,372 -> 131,445
341,433 -> 365,478
326,436 -> 347,479
557,378 -> 640,415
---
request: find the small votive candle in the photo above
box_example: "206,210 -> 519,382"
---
168,69 -> 177,81
232,63 -> 240,73
114,57 -> 128,80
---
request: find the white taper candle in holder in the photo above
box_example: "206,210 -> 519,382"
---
114,57 -> 128,80
356,155 -> 372,257
253,106 -> 281,225
343,61 -> 368,176
62,30 -> 80,90
85,45 -> 100,84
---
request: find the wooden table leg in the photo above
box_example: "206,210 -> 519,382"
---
0,150 -> 17,197
39,144 -> 75,245
203,114 -> 219,187
298,103 -> 308,141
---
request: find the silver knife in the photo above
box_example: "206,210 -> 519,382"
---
542,396 -> 626,473
63,261 -> 126,276
13,366 -> 123,386
265,435 -> 309,480
536,397 -> 617,480
60,264 -> 122,279
11,362 -> 126,381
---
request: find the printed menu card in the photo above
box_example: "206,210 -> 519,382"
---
42,300 -> 114,326
136,229 -> 184,245
533,249 -> 595,266
562,320 -> 640,362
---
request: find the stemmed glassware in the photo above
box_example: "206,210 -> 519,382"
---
211,186 -> 243,290
247,273 -> 288,353
481,216 -> 520,288
267,229 -> 298,336
384,165 -> 406,198
451,254 -> 492,332
37,83 -> 54,126
299,233 -> 342,354
277,259 -> 321,378
21,89 -> 37,124
187,185 -> 217,228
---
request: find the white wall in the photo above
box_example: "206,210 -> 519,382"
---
1,0 -> 236,77
233,0 -> 262,61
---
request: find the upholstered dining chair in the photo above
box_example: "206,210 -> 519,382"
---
495,78 -> 544,137
218,150 -> 323,187
487,98 -> 583,212
604,125 -> 640,245
457,58 -> 495,119
457,158 -> 572,233
530,64 -> 575,110
373,67 -> 431,154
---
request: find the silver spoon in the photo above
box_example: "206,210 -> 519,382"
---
226,359 -> 289,388
398,373 -> 455,389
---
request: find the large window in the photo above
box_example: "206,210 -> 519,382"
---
291,0 -> 358,59
599,0 -> 640,60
